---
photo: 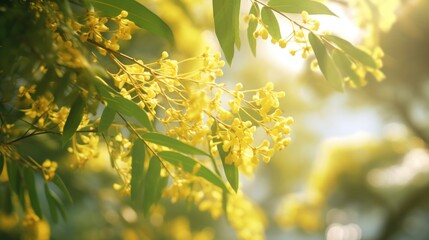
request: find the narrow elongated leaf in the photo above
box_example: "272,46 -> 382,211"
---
90,0 -> 174,44
52,175 -> 73,204
331,50 -> 361,86
154,176 -> 168,203
0,154 -> 4,175
62,95 -> 85,146
324,35 -> 377,68
143,156 -> 162,215
45,184 -> 67,222
268,0 -> 337,16
213,0 -> 241,65
44,183 -> 58,223
308,32 -> 344,91
247,4 -> 259,56
218,145 -> 238,192
233,0 -> 241,50
131,139 -> 145,202
158,151 -> 228,191
222,188 -> 229,217
94,79 -> 154,131
49,188 -> 67,221
99,107 -> 116,134
23,168 -> 42,217
261,7 -> 281,40
142,133 -> 209,156
212,122 -> 238,192
6,160 -> 20,194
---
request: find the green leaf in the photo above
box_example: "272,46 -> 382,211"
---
142,133 -> 209,156
94,79 -> 154,131
44,183 -> 58,223
154,176 -> 168,204
90,0 -> 174,45
131,139 -> 145,202
324,35 -> 377,68
50,188 -> 67,221
45,183 -> 67,222
268,0 -> 337,16
222,188 -> 229,217
62,95 -> 85,146
213,0 -> 241,65
247,4 -> 259,56
308,32 -> 344,91
233,0 -> 241,50
331,50 -> 361,86
0,154 -> 4,175
143,156 -> 163,215
212,122 -> 238,192
158,151 -> 228,191
99,107 -> 116,134
23,167 -> 42,218
261,7 -> 281,40
6,160 -> 20,194
52,175 -> 73,204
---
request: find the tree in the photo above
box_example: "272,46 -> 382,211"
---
1,0 -> 410,239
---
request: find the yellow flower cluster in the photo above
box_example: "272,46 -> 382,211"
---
163,170 -> 224,219
31,0 -> 87,68
67,131 -> 99,169
17,84 -> 99,170
247,10 -> 318,58
11,4 -> 294,239
41,159 -> 58,181
109,132 -> 133,195
163,172 -> 267,240
107,45 -> 293,176
77,9 -> 139,54
349,47 -> 385,87
19,86 -> 71,131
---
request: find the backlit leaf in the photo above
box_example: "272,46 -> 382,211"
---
142,132 -> 209,156
213,0 -> 241,65
268,0 -> 337,16
62,95 -> 85,146
331,50 -> 361,86
94,79 -> 154,131
324,34 -> 377,68
247,4 -> 259,56
158,151 -> 228,191
143,156 -> 163,215
90,0 -> 174,44
99,107 -> 116,134
213,122 -> 238,192
308,32 -> 344,91
131,139 -> 145,202
261,7 -> 281,40
233,0 -> 241,50
222,189 -> 229,217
